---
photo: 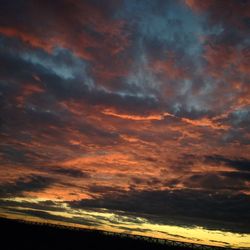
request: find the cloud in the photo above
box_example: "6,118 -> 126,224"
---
205,155 -> 250,172
69,188 -> 250,233
4,207 -> 102,228
221,171 -> 250,181
0,0 -> 250,245
49,167 -> 91,178
0,199 -> 65,213
0,175 -> 55,198
183,172 -> 249,192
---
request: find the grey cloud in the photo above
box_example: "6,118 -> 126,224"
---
0,174 -> 55,198
0,199 -> 65,212
184,172 -> 249,192
69,189 -> 250,233
50,167 -> 91,178
205,155 -> 250,172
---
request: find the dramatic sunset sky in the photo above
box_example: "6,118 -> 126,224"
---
0,0 -> 250,248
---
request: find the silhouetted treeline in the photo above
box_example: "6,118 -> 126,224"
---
0,217 -> 233,250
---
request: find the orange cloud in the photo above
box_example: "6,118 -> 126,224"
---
184,0 -> 213,12
181,117 -> 229,130
0,27 -> 54,52
102,109 -> 173,121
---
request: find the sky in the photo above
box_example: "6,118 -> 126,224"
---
0,0 -> 250,248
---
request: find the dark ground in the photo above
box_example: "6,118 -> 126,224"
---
0,217 -> 233,250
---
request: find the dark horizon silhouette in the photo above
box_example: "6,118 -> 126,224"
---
0,217 -> 237,250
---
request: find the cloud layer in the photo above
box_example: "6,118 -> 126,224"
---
0,0 -> 250,248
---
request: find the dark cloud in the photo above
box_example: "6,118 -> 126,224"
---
184,172 -> 249,192
156,230 -> 202,242
209,240 -> 230,246
131,177 -> 161,186
50,167 -> 90,178
0,175 -> 55,198
111,225 -> 151,233
0,199 -> 65,212
205,155 -> 250,172
0,145 -> 27,163
0,35 -> 159,118
87,185 -> 125,197
221,171 -> 250,181
69,189 -> 250,233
